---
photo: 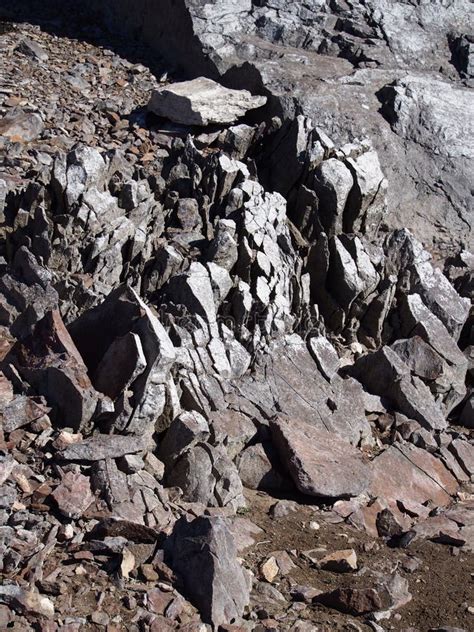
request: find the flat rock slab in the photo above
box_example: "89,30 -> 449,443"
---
369,442 -> 458,509
58,434 -> 145,461
269,416 -> 371,498
148,77 -> 267,126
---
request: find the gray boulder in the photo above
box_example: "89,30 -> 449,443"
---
166,442 -> 246,511
350,346 -> 447,430
164,516 -> 250,627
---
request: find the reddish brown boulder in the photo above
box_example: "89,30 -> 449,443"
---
52,471 -> 94,519
270,416 -> 371,498
369,442 -> 458,509
11,310 -> 101,431
316,587 -> 386,614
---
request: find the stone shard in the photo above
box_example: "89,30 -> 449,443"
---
148,77 -> 267,126
10,310 -> 101,432
270,416 -> 371,498
165,516 -> 250,627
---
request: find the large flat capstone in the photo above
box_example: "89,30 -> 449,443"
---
148,77 -> 267,126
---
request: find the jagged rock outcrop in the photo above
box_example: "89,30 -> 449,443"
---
0,4 -> 472,631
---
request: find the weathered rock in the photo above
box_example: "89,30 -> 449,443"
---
0,585 -> 54,618
11,310 -> 101,432
270,416 -> 371,498
350,346 -> 447,430
237,442 -> 290,492
52,471 -> 94,519
165,516 -> 250,627
318,549 -> 358,572
17,37 -> 49,61
148,77 -> 266,126
316,587 -> 386,615
58,434 -> 145,461
0,110 -> 44,142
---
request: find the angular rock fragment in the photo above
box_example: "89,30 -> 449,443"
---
0,586 -> 54,618
318,549 -> 357,572
350,346 -> 447,430
0,111 -> 44,142
148,77 -> 266,126
52,471 -> 94,519
165,516 -> 250,627
316,586 -> 385,615
10,310 -> 101,432
270,416 -> 371,498
17,38 -> 49,62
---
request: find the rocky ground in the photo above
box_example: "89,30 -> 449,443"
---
0,4 -> 473,632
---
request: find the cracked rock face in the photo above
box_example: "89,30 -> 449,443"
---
0,3 -> 472,631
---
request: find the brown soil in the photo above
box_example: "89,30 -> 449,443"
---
242,489 -> 474,631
